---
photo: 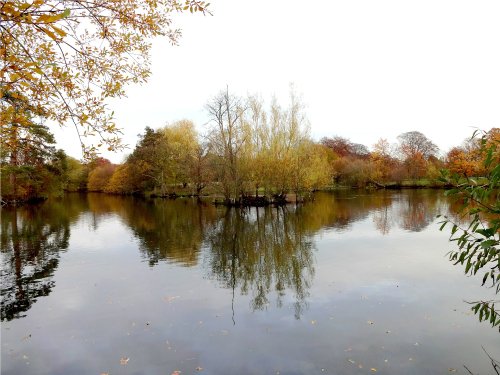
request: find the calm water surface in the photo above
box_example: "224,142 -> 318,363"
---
1,190 -> 498,374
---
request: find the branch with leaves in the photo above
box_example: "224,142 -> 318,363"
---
438,129 -> 500,331
1,0 -> 210,157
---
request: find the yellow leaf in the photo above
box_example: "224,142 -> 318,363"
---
19,3 -> 31,11
41,27 -> 57,40
36,15 -> 52,23
52,25 -> 67,38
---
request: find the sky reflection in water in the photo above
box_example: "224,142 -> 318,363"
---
1,190 -> 498,375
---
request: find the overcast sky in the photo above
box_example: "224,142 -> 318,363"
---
54,0 -> 500,163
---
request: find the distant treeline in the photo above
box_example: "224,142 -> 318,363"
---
2,88 -> 499,203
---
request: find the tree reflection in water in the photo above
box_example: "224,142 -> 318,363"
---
86,194 -> 219,267
0,197 -> 84,321
204,206 -> 315,320
0,190 -> 493,330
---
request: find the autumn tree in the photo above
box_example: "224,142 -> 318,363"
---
104,164 -> 133,194
0,91 -> 69,200
320,136 -> 369,159
206,88 -> 248,202
243,89 -> 330,199
440,130 -> 500,330
106,121 -> 202,195
125,127 -> 167,193
235,94 -> 266,197
160,120 -> 198,188
281,90 -> 327,196
445,128 -> 500,179
397,131 -> 438,179
370,138 -> 395,183
1,0 -> 210,156
87,159 -> 116,191
189,141 -> 214,195
320,136 -> 370,186
64,157 -> 86,191
294,141 -> 331,192
397,131 -> 438,160
446,147 -> 479,177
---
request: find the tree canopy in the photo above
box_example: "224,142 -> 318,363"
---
1,0 -> 210,156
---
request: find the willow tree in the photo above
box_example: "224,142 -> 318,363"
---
1,0 -> 210,157
254,90 -> 328,199
206,88 -> 248,202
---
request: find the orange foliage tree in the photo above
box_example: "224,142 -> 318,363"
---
87,159 -> 116,191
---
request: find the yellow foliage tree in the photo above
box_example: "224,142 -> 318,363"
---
87,162 -> 116,191
1,0 -> 210,156
160,119 -> 198,188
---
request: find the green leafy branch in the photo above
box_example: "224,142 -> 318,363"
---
438,130 -> 500,331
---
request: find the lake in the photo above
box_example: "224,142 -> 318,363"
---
1,190 -> 498,374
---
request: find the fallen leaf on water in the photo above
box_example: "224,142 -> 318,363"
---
171,371 -> 181,375
196,367 -> 203,371
370,368 -> 377,372
120,357 -> 129,365
164,296 -> 180,303
448,369 -> 457,373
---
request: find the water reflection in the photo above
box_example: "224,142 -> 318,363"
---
0,198 -> 83,320
0,190 -> 464,322
86,194 -> 220,266
204,207 -> 315,319
2,190 -> 499,375
308,190 -> 448,235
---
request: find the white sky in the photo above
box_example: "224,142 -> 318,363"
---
55,0 -> 500,163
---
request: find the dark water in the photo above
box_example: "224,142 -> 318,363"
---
1,191 -> 498,374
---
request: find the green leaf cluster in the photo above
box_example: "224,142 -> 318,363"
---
439,130 -> 500,331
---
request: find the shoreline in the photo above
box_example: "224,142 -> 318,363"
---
0,183 -> 454,207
